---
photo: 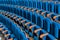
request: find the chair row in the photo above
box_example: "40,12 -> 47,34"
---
0,10 -> 57,40
0,23 -> 18,40
0,4 -> 60,23
0,11 -> 28,40
0,1 -> 60,14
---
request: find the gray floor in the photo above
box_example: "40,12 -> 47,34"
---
0,32 -> 5,40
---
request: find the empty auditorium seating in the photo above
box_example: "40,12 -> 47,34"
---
0,0 -> 60,40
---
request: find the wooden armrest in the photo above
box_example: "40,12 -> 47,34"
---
21,20 -> 26,23
34,28 -> 42,33
25,22 -> 31,25
47,13 -> 53,17
36,10 -> 39,13
5,34 -> 10,37
47,14 -> 50,17
53,16 -> 56,20
40,33 -> 48,38
8,38 -> 13,40
0,28 -> 3,31
2,30 -> 8,34
13,16 -> 17,19
17,18 -> 22,21
32,10 -> 34,12
29,25 -> 36,29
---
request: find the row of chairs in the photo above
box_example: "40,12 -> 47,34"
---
0,4 -> 60,39
0,23 -> 17,40
0,10 -> 57,40
0,10 -> 28,40
0,0 -> 60,14
0,4 -> 60,23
